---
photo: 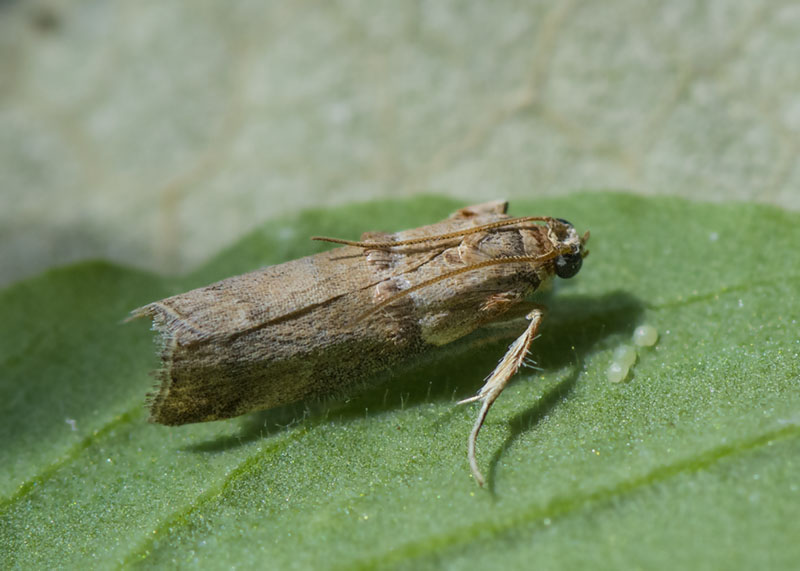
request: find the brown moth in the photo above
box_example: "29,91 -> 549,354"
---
131,201 -> 589,486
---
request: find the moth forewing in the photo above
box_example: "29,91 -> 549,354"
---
132,201 -> 589,487
134,245 -> 413,426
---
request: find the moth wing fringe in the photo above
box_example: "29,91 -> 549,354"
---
129,303 -> 187,424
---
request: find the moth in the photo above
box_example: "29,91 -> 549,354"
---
131,201 -> 589,486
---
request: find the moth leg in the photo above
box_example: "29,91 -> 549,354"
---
458,306 -> 546,487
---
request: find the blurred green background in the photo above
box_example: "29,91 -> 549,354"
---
2,0 -> 798,286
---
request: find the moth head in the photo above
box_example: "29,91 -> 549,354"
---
549,218 -> 590,279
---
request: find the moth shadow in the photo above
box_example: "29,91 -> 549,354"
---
189,290 -> 643,458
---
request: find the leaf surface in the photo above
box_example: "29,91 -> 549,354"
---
1,194 -> 799,570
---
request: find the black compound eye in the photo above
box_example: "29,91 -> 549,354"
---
556,218 -> 573,227
555,253 -> 582,279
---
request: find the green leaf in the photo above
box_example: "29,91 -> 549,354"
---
2,194 -> 799,569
